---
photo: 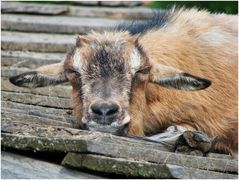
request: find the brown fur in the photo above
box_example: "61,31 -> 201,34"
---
128,9 -> 238,154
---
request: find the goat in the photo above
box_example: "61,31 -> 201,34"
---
9,8 -> 238,155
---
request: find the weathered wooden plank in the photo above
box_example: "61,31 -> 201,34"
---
1,151 -> 103,179
1,2 -> 69,15
2,91 -> 72,109
166,164 -> 237,179
2,51 -> 64,68
2,110 -> 72,127
2,14 -> 121,34
2,107 -> 75,126
1,122 -> 237,173
62,153 -> 237,179
1,67 -> 30,78
68,6 -> 154,19
63,153 -> 174,178
1,122 -> 170,152
100,1 -> 142,7
1,2 -> 154,20
1,31 -> 74,52
2,101 -> 74,121
1,79 -> 71,98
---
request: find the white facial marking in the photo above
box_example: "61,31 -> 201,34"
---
130,48 -> 141,74
120,115 -> 131,125
111,115 -> 131,127
81,117 -> 88,123
73,49 -> 82,72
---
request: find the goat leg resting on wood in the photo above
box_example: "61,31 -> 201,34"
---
143,126 -> 219,155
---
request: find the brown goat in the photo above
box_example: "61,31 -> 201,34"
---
10,8 -> 238,155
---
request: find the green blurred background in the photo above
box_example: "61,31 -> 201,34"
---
147,1 -> 238,14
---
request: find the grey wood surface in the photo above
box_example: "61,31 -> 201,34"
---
1,2 -> 154,19
2,101 -> 74,122
2,91 -> 72,109
62,153 -> 238,179
2,14 -> 123,34
1,151 -> 103,179
2,120 -> 237,174
2,51 -> 64,68
2,79 -> 71,98
2,31 -> 74,52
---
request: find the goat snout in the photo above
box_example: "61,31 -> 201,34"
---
90,101 -> 120,125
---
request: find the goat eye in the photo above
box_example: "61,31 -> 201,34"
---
65,69 -> 80,80
136,67 -> 150,74
66,69 -> 79,75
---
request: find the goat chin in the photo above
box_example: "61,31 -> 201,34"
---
87,120 -> 129,136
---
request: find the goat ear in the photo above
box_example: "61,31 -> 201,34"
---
9,63 -> 68,88
149,63 -> 211,91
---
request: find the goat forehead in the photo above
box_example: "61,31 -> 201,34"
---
72,41 -> 124,72
71,40 -> 143,80
87,47 -> 127,79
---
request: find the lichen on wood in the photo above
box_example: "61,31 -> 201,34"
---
1,121 -> 238,174
62,153 -> 238,179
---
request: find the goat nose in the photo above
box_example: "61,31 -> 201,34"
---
91,102 -> 119,117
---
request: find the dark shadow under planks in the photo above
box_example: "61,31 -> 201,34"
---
1,151 -> 103,179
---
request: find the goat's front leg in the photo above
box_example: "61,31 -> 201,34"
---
145,126 -> 219,156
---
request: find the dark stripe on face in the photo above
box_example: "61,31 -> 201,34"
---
86,43 -> 127,80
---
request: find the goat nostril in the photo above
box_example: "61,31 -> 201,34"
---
106,105 -> 119,115
91,103 -> 119,116
91,105 -> 103,116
